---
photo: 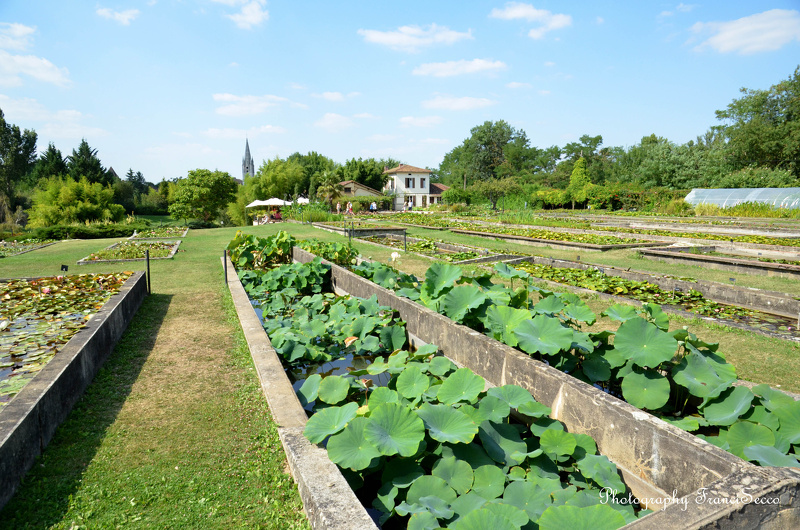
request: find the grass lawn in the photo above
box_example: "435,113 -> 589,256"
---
1,219 -> 798,527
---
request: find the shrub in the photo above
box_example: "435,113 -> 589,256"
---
29,176 -> 125,227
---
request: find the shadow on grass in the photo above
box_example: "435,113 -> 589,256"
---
0,293 -> 172,529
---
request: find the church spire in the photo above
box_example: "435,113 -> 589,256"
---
242,139 -> 254,180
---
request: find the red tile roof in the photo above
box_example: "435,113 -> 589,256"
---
429,182 -> 450,195
383,164 -> 431,174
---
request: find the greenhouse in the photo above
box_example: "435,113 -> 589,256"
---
685,187 -> 800,209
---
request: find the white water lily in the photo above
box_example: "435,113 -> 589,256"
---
391,252 -> 401,262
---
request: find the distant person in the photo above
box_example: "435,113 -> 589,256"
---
336,202 -> 341,215
370,201 -> 377,213
346,201 -> 353,215
407,198 -> 413,211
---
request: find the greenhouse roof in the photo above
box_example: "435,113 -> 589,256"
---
685,188 -> 800,209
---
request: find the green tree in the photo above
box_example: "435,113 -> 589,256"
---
438,142 -> 470,189
31,142 -> 67,184
67,139 -> 111,186
341,157 -> 387,192
315,170 -> 344,211
566,157 -> 591,209
168,169 -> 237,222
465,120 -> 523,185
0,108 -> 38,208
286,151 -> 336,198
28,176 -> 124,226
125,168 -> 149,197
715,66 -> 800,177
470,177 -> 522,210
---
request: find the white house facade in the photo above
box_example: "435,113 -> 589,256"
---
382,164 -> 449,211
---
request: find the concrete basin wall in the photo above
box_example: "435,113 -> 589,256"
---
449,228 -> 667,252
0,271 -> 147,511
294,247 -> 800,528
639,247 -> 800,282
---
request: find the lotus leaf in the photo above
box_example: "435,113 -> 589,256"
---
443,284 -> 489,323
537,504 -> 626,530
443,442 -> 496,470
539,429 -> 577,457
397,365 -> 430,399
563,303 -> 596,325
437,368 -> 485,405
726,421 -> 775,459
427,355 -> 457,376
753,384 -> 796,411
422,262 -> 463,299
701,386 -> 755,426
621,368 -> 671,410
513,315 -> 573,356
296,374 -> 321,408
485,305 -> 531,347
380,325 -> 407,351
486,385 -> 535,409
477,396 -> 511,423
613,317 -> 678,368
449,492 -> 488,521
317,375 -> 350,404
478,421 -> 527,466
364,402 -> 426,457
481,503 -> 528,527
517,400 -> 551,418
602,304 -> 639,322
406,475 -> 457,508
432,456 -> 474,495
743,444 -> 800,467
450,507 -> 518,530
326,417 -> 382,470
381,458 -> 424,487
577,454 -> 626,494
407,511 -> 441,530
471,464 -> 507,500
502,480 -> 552,520
659,416 -> 701,432
533,295 -> 565,315
672,345 -> 736,399
303,402 -> 359,443
581,354 -> 611,383
417,403 -> 479,444
773,400 -> 800,444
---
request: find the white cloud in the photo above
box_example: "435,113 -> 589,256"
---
313,91 -> 361,102
357,24 -> 473,53
314,113 -> 354,132
489,2 -> 572,39
96,7 -> 140,25
366,133 -> 401,142
506,81 -> 531,89
544,61 -> 555,67
287,82 -> 306,90
691,9 -> 800,54
412,59 -> 506,77
677,3 -> 696,13
0,50 -> 70,87
226,0 -> 269,30
353,112 -> 375,119
0,23 -> 35,51
202,125 -> 285,139
538,90 -> 551,95
596,16 -> 604,25
422,95 -> 496,111
212,93 -> 289,116
0,24 -> 69,87
399,116 -> 443,127
0,95 -> 105,139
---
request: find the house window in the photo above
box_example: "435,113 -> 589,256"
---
344,187 -> 351,193
420,178 -> 426,189
405,177 -> 415,188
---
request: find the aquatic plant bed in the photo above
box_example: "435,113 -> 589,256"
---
229,258 -> 649,528
639,246 -> 800,281
359,234 -> 519,264
312,222 -> 407,239
0,271 -> 146,510
293,248 -> 800,527
502,256 -> 800,341
0,272 -> 133,408
77,239 -> 181,265
450,228 -> 664,252
130,226 -> 188,239
0,239 -> 56,258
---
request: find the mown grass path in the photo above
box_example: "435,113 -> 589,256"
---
0,226 -> 309,529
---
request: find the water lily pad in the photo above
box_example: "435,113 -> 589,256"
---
502,480 -> 552,520
576,454 -> 626,494
296,374 -> 321,407
423,262 -> 463,299
407,511 -> 441,530
364,402 -> 426,457
486,385 -> 535,409
672,345 -> 736,400
602,304 -> 639,322
743,444 -> 800,467
485,305 -> 531,347
406,475 -> 457,507
479,421 -> 527,466
443,284 -> 489,323
478,395 -> 511,423
450,507 -> 518,530
539,429 -> 577,457
379,325 -> 407,351
471,465 -> 506,500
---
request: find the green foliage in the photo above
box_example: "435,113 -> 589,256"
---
227,230 -> 358,271
566,157 -> 591,207
28,176 -> 125,227
441,186 -> 475,205
0,108 -> 38,209
84,240 -> 176,261
29,220 -> 149,240
66,139 -> 111,186
168,169 -> 237,222
469,178 -> 522,210
351,258 -> 800,468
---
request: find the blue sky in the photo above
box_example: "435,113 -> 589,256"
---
1,1 -> 799,184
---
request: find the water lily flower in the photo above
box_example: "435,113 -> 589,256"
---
391,252 -> 400,262
41,287 -> 51,294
